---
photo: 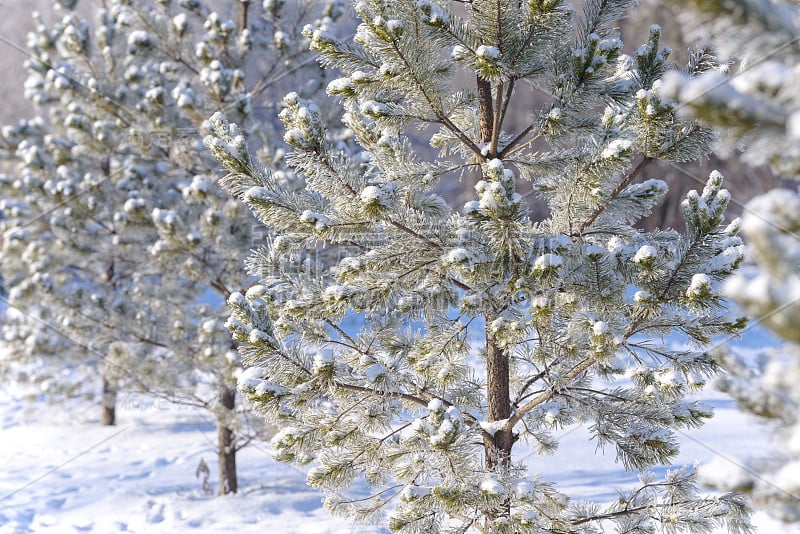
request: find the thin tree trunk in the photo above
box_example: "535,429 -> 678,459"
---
478,77 -> 513,465
102,258 -> 117,427
101,376 -> 116,426
484,328 -> 515,526
477,76 -> 495,155
484,329 -> 514,467
478,62 -> 515,526
239,0 -> 250,30
218,385 -> 238,495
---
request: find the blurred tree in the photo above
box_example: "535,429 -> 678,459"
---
0,0 -> 345,494
666,0 -> 800,524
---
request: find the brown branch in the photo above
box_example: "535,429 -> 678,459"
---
388,219 -> 443,250
388,39 -> 484,158
504,357 -> 596,431
326,319 -> 360,349
497,79 -> 515,137
498,124 -> 538,158
478,77 -> 495,147
570,498 -> 720,526
574,155 -> 655,235
333,381 -> 430,408
490,80 -> 505,156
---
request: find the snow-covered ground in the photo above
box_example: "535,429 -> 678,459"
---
1,330 -> 797,533
0,390 -> 375,534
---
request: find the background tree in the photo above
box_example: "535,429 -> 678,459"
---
0,0 -> 344,494
662,0 -> 800,177
619,0 -> 785,231
209,0 -> 752,530
664,0 -> 800,524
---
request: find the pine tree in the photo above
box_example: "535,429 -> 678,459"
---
208,0 -> 752,530
0,0 -> 344,494
664,0 -> 800,524
711,190 -> 800,523
661,0 -> 800,176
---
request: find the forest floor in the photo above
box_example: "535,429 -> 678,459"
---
1,327 -> 797,533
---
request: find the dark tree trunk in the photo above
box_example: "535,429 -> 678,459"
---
477,76 -> 496,155
477,55 -> 515,526
218,385 -> 238,495
484,329 -> 514,468
484,329 -> 515,526
101,376 -> 116,426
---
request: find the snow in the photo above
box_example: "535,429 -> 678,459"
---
534,253 -> 563,270
654,367 -> 685,388
443,247 -> 470,265
299,210 -> 332,231
592,321 -> 609,336
788,111 -> 800,140
374,19 -> 402,38
633,244 -> 657,263
127,30 -> 152,48
775,460 -> 800,491
172,14 -> 187,33
324,285 -> 354,301
451,45 -> 468,61
364,363 -> 386,382
248,328 -> 273,345
0,390 -> 376,534
417,0 -> 449,25
687,273 -> 711,297
325,78 -> 352,95
476,45 -> 500,60
478,419 -> 508,436
349,71 -> 371,84
626,178 -> 667,198
600,139 -> 633,159
123,198 -> 146,213
274,31 -> 289,48
400,485 -> 430,501
151,208 -> 177,227
479,477 -> 505,495
313,353 -> 334,374
1,328 -> 797,533
487,158 -> 504,170
512,480 -> 534,498
283,128 -> 307,147
427,398 -> 444,412
360,101 -> 388,118
359,185 -> 383,204
145,87 -> 164,102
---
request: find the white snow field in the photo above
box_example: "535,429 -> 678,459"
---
1,330 -> 798,533
0,389 -> 374,534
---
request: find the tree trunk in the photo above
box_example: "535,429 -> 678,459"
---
217,385 -> 238,495
101,376 -> 116,426
484,328 -> 515,526
478,66 -> 515,526
477,76 -> 496,156
484,329 -> 514,467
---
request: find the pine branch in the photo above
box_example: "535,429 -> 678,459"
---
505,357 -> 597,431
574,154 -> 654,236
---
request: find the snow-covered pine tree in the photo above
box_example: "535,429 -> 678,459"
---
662,0 -> 800,177
710,191 -> 800,524
0,0 -> 344,494
207,0 -> 752,530
663,0 -> 800,524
